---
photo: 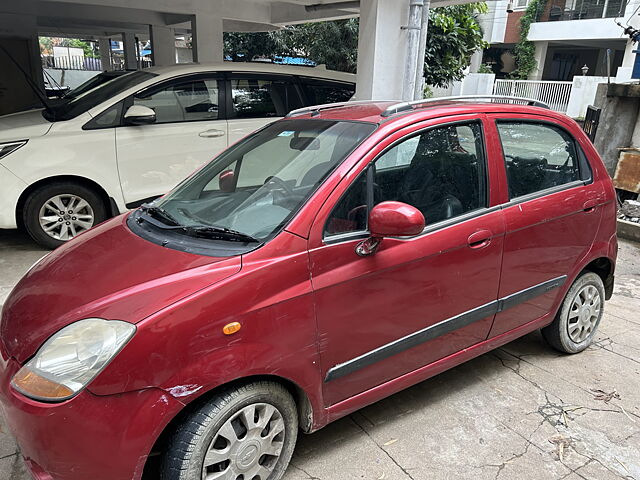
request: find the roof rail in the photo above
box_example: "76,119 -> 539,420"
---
286,100 -> 377,118
380,95 -> 550,117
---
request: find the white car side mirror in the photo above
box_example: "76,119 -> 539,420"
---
124,105 -> 156,125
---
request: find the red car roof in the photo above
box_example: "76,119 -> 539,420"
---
288,99 -> 565,125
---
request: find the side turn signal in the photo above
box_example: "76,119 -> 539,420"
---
222,322 -> 242,335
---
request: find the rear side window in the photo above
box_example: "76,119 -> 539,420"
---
302,78 -> 355,105
230,77 -> 303,118
497,122 -> 587,199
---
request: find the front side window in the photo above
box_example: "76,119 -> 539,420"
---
497,121 -> 583,199
149,119 -> 375,242
230,78 -> 302,118
326,122 -> 487,236
134,78 -> 219,123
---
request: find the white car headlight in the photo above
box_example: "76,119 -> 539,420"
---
0,141 -> 27,160
11,318 -> 135,402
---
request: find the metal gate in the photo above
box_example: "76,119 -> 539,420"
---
493,79 -> 573,113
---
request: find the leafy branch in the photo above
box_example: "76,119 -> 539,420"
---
510,0 -> 548,79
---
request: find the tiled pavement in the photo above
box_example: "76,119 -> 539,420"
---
1,229 -> 639,480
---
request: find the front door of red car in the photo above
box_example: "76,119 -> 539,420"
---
308,118 -> 506,406
486,115 -> 605,337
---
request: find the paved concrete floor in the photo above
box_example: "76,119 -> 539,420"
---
1,229 -> 639,480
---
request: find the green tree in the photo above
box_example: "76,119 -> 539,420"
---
223,31 -> 283,62
510,0 -> 547,79
423,3 -> 489,88
274,19 -> 359,73
223,4 -> 488,87
60,38 -> 98,58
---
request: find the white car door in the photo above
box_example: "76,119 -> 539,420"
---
115,75 -> 228,206
226,74 -> 304,145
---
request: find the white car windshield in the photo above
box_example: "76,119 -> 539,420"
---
145,119 -> 376,242
43,70 -> 156,122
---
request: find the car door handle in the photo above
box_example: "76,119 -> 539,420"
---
583,199 -> 598,212
199,129 -> 225,138
468,229 -> 492,249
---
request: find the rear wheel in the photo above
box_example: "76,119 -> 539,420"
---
541,271 -> 605,353
161,382 -> 298,480
23,182 -> 108,249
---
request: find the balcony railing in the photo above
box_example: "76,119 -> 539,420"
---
538,0 -> 626,21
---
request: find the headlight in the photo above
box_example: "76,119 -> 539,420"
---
11,318 -> 135,402
0,141 -> 27,160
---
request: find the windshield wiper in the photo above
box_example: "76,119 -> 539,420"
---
183,226 -> 259,243
136,207 -> 259,243
139,203 -> 181,226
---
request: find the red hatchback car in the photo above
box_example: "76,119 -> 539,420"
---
1,97 -> 617,480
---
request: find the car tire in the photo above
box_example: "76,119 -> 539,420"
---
160,381 -> 298,480
23,181 -> 108,249
541,271 -> 605,354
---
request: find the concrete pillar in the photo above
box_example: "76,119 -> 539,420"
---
191,14 -> 224,63
593,83 -> 640,174
98,38 -> 112,71
413,0 -> 431,100
150,25 -> 176,66
122,32 -> 138,70
355,0 -> 409,100
530,41 -> 549,80
469,50 -> 483,74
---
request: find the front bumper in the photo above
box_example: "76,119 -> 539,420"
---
0,356 -> 184,480
0,165 -> 27,229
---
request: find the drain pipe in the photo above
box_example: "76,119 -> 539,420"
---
413,0 -> 431,100
402,0 -> 425,101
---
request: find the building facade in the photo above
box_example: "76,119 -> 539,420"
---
477,0 -> 640,81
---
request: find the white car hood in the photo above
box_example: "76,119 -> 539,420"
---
0,109 -> 53,143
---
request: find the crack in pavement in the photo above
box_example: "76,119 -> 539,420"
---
289,463 -> 322,480
590,337 -> 640,367
496,348 -> 640,422
349,414 -> 416,480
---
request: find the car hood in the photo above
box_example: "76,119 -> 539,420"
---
1,214 -> 241,363
0,109 -> 53,143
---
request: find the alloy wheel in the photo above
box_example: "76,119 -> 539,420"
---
202,403 -> 286,480
566,284 -> 601,343
38,194 -> 95,241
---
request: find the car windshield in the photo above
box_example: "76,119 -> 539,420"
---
42,70 -> 156,122
148,119 -> 376,242
62,71 -> 128,100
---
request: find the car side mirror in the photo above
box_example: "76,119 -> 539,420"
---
219,170 -> 235,193
355,201 -> 425,257
124,105 -> 156,125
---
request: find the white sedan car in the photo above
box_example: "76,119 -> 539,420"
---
0,63 -> 355,248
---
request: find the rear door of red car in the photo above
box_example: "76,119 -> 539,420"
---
485,114 -> 606,337
307,115 -> 506,406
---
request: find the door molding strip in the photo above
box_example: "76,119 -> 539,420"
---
324,275 -> 567,382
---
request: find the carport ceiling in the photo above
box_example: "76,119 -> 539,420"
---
3,0 -> 482,37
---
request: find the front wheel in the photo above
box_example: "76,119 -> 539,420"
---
22,182 -> 108,249
541,271 -> 605,354
161,382 -> 298,480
